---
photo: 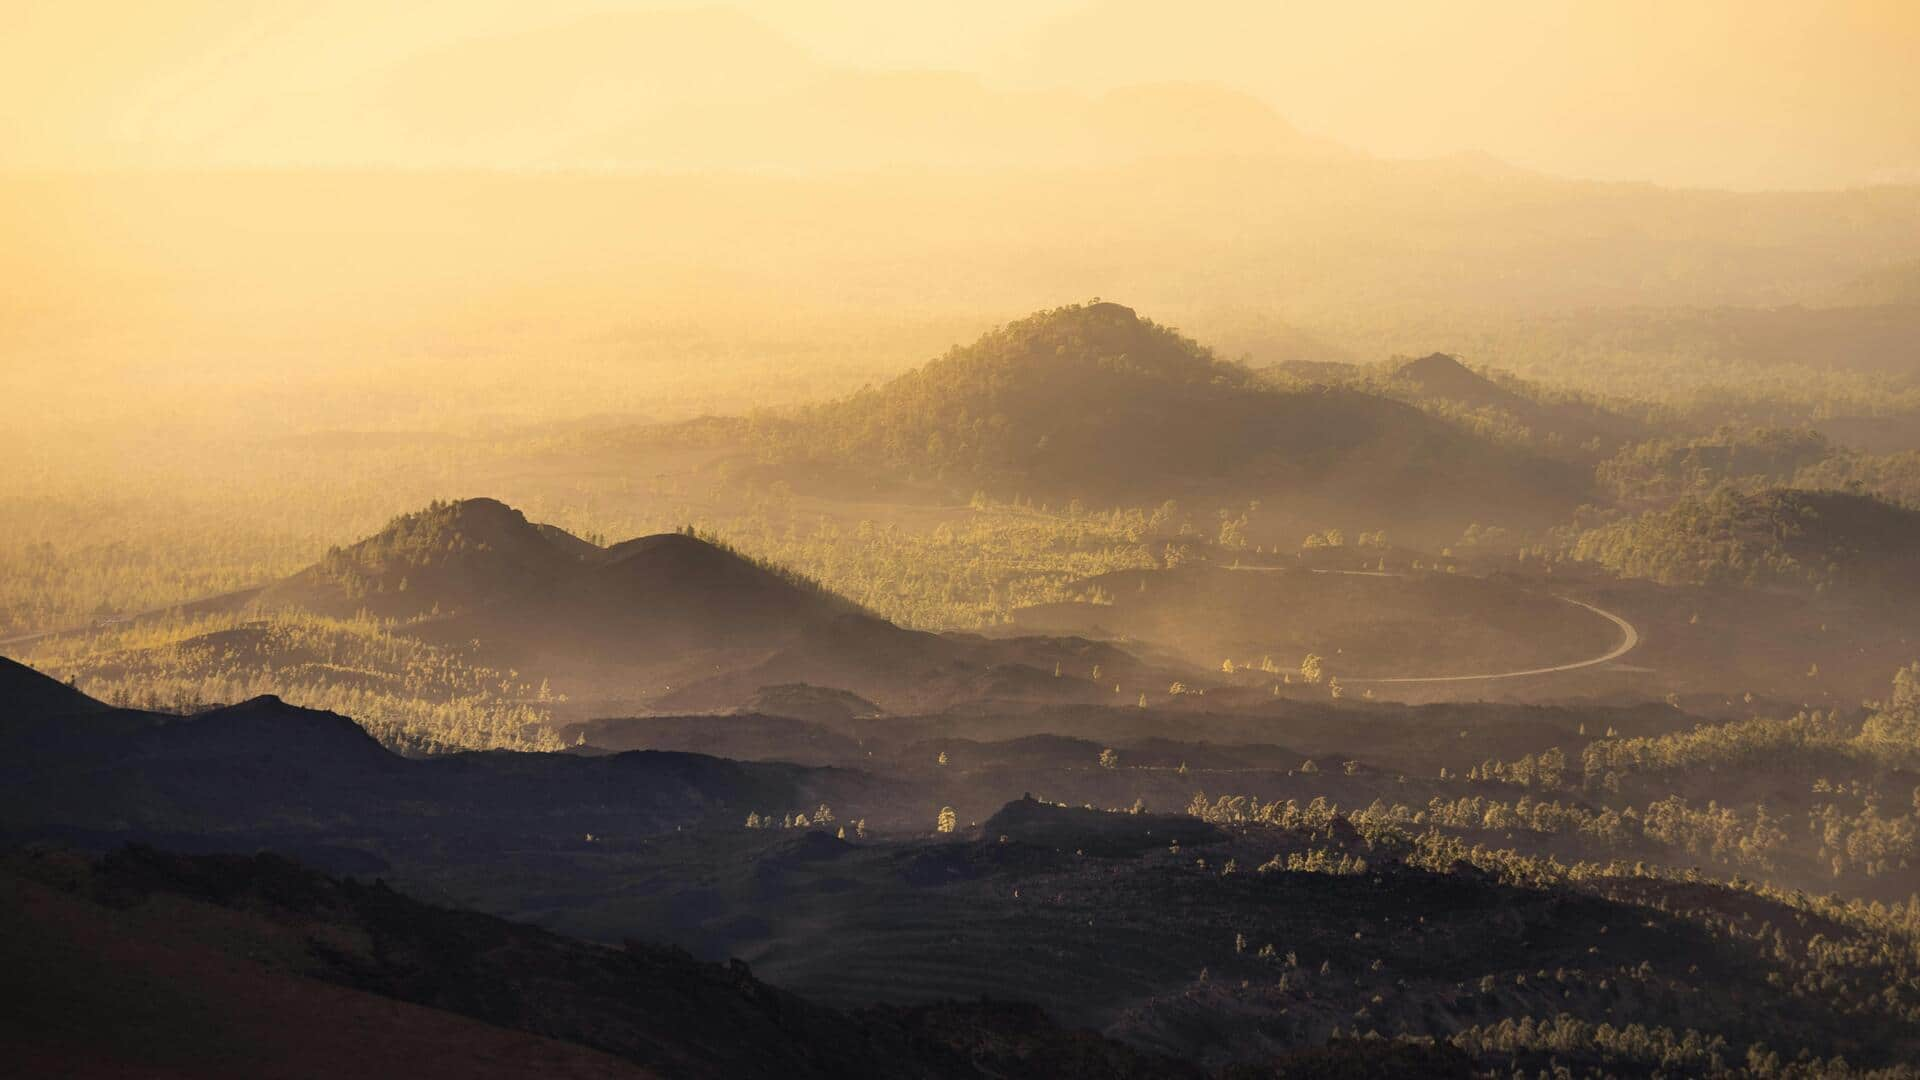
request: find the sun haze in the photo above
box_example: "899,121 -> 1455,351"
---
3,0 -> 1916,188
6,9 -> 1920,1075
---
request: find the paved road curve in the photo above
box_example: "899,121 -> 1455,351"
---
1222,565 -> 1641,685
1341,597 -> 1640,685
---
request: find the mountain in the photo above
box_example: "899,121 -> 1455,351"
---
253,497 -> 595,620
0,654 -> 108,726
422,531 -> 921,708
237,499 -> 1182,716
1387,352 -> 1644,458
52,497 -> 1184,728
648,619 -> 1163,716
1570,487 -> 1920,598
0,664 -> 886,839
1391,353 -> 1519,404
0,653 -> 171,758
248,501 -> 876,705
773,303 -> 1587,533
489,531 -> 860,652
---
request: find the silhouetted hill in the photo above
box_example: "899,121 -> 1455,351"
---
559,713 -> 863,767
739,683 -> 883,723
771,303 -> 1587,530
252,501 -> 882,705
652,618 -> 1167,715
77,499 -> 1183,720
1392,353 -> 1518,404
2,850 -> 658,1078
514,531 -> 860,649
0,654 -> 174,754
254,497 -> 595,619
420,530 -> 920,707
0,654 -> 108,725
981,796 -> 1225,857
0,674 -> 887,839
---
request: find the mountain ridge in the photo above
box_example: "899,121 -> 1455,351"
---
767,302 -> 1590,534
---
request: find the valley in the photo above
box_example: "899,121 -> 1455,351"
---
8,11 -> 1920,1070
13,296 -> 1920,1073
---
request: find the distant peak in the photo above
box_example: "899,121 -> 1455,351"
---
438,497 -> 527,524
1391,353 -> 1499,396
1396,353 -> 1472,377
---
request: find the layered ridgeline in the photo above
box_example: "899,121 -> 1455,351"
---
1385,353 -> 1645,460
247,496 -> 869,688
11,662 -> 1920,1073
1570,487 -> 1920,599
48,498 -> 1174,744
1265,351 -> 1646,464
761,303 -> 1587,532
0,659 -> 879,839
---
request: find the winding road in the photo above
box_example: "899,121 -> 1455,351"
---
1223,564 -> 1641,685
1341,596 -> 1639,685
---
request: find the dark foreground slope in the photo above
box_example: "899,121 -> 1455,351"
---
14,825 -> 1913,1077
0,663 -> 892,847
8,660 -> 1920,1073
0,653 -> 109,725
387,798 -> 1920,1075
0,846 -> 1193,1080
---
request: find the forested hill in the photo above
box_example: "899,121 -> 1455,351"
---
763,302 -> 1587,524
1388,353 -> 1643,458
1570,487 -> 1920,598
252,497 -> 597,620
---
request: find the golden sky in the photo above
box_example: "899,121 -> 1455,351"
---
2,0 -> 1916,189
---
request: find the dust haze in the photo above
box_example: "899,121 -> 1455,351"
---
6,4 -> 1920,1077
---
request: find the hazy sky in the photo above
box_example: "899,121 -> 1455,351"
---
3,0 -> 1917,189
